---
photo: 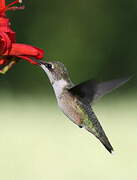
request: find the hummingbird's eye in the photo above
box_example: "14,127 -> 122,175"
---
46,63 -> 53,70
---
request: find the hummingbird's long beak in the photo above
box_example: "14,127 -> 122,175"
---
33,60 -> 50,71
39,60 -> 48,65
32,59 -> 47,66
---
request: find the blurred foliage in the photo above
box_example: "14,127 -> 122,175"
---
1,0 -> 137,96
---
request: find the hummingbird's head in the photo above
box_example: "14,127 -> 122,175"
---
40,61 -> 71,85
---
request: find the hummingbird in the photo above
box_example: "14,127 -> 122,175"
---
38,61 -> 129,153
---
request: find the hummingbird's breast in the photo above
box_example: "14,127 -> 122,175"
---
57,90 -> 87,126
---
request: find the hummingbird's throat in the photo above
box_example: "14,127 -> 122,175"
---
53,79 -> 68,97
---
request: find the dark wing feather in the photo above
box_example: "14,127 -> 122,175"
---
69,77 -> 130,103
68,79 -> 97,103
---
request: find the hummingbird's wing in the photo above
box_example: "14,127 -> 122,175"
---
93,77 -> 130,102
69,77 -> 129,103
69,79 -> 97,103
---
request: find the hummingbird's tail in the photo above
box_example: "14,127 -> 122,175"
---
86,125 -> 114,154
84,105 -> 114,153
97,133 -> 114,154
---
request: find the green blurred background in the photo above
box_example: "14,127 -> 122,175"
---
0,0 -> 137,179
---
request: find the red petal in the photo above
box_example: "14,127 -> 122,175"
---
9,43 -> 44,59
0,16 -> 16,44
0,32 -> 12,54
0,58 -> 7,65
17,55 -> 38,65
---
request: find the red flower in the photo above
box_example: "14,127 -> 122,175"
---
0,0 -> 44,74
